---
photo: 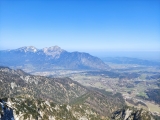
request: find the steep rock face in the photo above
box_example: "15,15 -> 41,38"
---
0,46 -> 109,71
111,106 -> 153,120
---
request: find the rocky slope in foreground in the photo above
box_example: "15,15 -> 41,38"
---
0,98 -> 155,120
0,98 -> 109,120
0,66 -> 156,120
0,46 -> 109,71
0,66 -> 123,119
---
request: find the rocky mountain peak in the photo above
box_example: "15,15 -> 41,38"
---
0,46 -> 109,70
42,46 -> 64,58
43,46 -> 62,52
17,46 -> 37,53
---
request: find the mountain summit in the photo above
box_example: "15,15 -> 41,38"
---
0,46 -> 109,71
16,46 -> 38,52
42,46 -> 64,58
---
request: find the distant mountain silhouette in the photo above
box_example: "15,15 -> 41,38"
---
0,46 -> 109,71
102,57 -> 160,66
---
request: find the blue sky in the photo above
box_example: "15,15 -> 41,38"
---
0,0 -> 160,58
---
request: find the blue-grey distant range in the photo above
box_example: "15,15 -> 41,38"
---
0,46 -> 109,71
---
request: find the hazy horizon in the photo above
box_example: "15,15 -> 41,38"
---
0,45 -> 159,61
0,0 -> 160,59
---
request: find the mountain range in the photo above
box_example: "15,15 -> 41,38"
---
102,57 -> 160,67
0,46 -> 109,71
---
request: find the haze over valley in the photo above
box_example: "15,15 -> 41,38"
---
0,0 -> 160,120
0,46 -> 160,120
